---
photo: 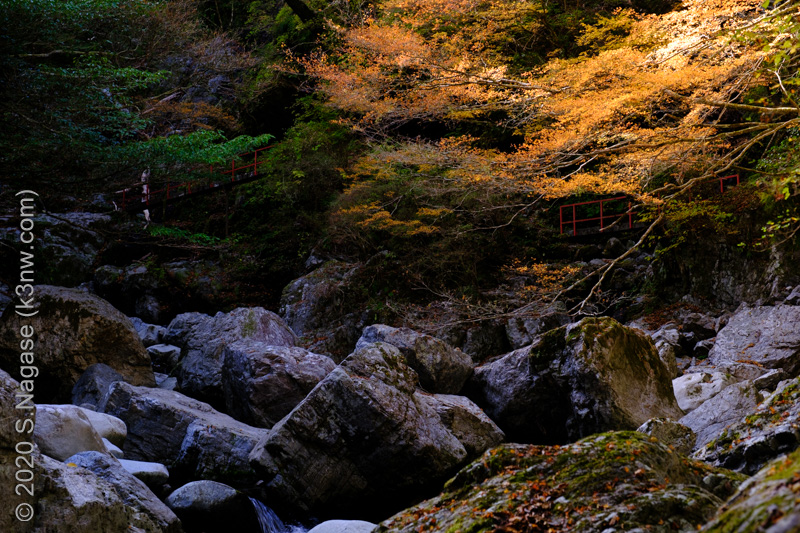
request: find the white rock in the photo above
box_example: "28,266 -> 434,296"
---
119,458 -> 170,487
672,372 -> 736,412
308,520 -> 377,533
76,406 -> 127,446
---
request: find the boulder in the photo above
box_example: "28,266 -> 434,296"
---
694,376 -> 800,474
466,317 -> 683,443
0,451 -> 181,533
309,520 -> 377,533
165,480 -> 259,533
248,342 -> 504,519
356,325 -> 473,393
130,317 -> 167,347
148,344 -> 182,373
119,458 -> 171,488
679,381 -> 761,449
637,417 -> 696,455
164,307 -> 297,408
377,431 -> 745,533
99,381 -> 268,485
103,438 -> 124,458
709,304 -> 800,376
75,407 -> 127,446
0,286 -> 155,403
33,404 -> 109,460
66,451 -> 182,533
71,363 -> 126,409
222,342 -> 336,427
673,371 -> 737,412
701,447 -> 800,532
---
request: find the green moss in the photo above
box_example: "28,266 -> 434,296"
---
241,309 -> 257,337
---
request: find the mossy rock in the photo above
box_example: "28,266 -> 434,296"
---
701,447 -> 800,532
378,431 -> 745,533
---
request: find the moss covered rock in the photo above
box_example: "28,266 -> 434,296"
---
701,447 -> 800,532
378,431 -> 745,533
466,317 -> 683,443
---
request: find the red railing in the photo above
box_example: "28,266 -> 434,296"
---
558,174 -> 741,235
559,196 -> 633,236
116,145 -> 273,210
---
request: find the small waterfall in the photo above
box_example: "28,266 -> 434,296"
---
249,497 -> 306,533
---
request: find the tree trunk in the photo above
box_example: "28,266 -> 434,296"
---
284,0 -> 317,23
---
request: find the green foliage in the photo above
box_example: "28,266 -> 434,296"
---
148,224 -> 222,246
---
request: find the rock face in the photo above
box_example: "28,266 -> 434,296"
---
679,382 -> 761,449
164,307 -> 297,408
280,258 -> 385,359
221,342 -> 336,427
100,381 -> 268,485
0,212 -> 109,287
356,325 -> 473,394
701,447 -> 800,532
709,304 -> 800,376
66,451 -> 182,533
94,259 -> 227,323
249,342 -> 504,519
0,286 -> 155,402
504,311 -> 571,351
71,363 -> 126,409
165,480 -> 259,533
309,520 -> 377,533
466,317 -> 683,443
378,431 -> 745,533
695,376 -> 800,474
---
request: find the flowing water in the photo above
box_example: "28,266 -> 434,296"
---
249,497 -> 308,533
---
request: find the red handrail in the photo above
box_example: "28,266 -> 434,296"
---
558,174 -> 741,235
116,145 -> 273,210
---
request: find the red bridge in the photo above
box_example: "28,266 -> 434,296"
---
115,146 -> 273,212
558,174 -> 740,236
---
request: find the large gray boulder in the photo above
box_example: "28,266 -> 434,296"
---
709,304 -> 800,376
249,342 -> 504,519
356,325 -> 473,394
0,286 -> 155,402
165,480 -> 260,533
99,381 -> 267,485
504,311 -> 571,350
466,317 -> 684,443
164,307 -> 297,408
694,376 -> 800,474
66,451 -> 182,533
679,381 -> 761,449
222,342 -> 336,427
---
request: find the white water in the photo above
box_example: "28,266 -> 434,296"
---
249,497 -> 307,533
